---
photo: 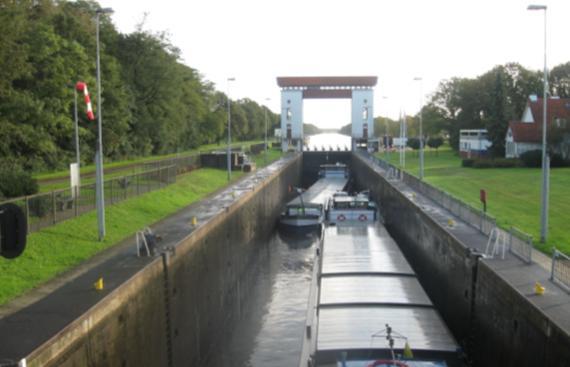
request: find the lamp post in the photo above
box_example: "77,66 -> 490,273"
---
95,7 -> 113,241
381,96 -> 389,160
73,87 -> 80,165
264,97 -> 271,166
227,77 -> 236,182
413,77 -> 424,180
528,4 -> 549,242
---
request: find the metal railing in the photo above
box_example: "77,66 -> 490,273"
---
1,165 -> 176,234
551,249 -> 570,292
361,151 -> 533,261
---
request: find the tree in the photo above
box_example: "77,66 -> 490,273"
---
427,137 -> 444,155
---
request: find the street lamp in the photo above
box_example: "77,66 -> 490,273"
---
528,4 -> 549,242
381,96 -> 389,160
264,98 -> 271,165
95,7 -> 113,241
413,77 -> 424,180
227,77 -> 236,182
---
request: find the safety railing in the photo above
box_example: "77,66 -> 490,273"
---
1,165 -> 176,234
360,151 -> 530,257
508,227 -> 533,264
551,249 -> 570,292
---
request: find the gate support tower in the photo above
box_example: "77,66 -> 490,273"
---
276,76 -> 377,151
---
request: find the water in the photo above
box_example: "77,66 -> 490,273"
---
306,132 -> 351,151
211,230 -> 321,367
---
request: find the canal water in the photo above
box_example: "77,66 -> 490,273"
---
210,229 -> 321,367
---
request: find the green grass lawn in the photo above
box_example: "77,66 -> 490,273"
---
33,139 -> 264,182
0,168 -> 245,306
376,147 -> 570,255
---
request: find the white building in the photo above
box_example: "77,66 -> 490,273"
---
459,129 -> 492,158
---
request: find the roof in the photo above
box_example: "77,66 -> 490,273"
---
508,121 -> 542,143
276,76 -> 377,88
528,97 -> 570,122
509,97 -> 570,143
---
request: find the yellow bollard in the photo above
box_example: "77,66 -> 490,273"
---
534,281 -> 545,295
94,277 -> 104,291
447,219 -> 455,227
191,216 -> 197,226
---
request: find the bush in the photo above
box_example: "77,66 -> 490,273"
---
520,150 -> 542,167
0,167 -> 38,199
465,158 -> 521,169
550,154 -> 570,168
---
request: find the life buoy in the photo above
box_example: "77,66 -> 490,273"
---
358,214 -> 368,221
367,360 -> 408,367
337,214 -> 346,222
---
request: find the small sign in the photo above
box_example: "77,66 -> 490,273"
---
70,163 -> 80,198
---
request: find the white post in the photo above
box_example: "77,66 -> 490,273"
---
414,77 -> 424,180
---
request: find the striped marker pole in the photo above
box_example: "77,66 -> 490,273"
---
75,81 -> 95,121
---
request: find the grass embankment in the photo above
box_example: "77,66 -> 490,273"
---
0,168 -> 244,306
34,139 -> 265,182
376,147 -> 570,254
35,140 -> 271,193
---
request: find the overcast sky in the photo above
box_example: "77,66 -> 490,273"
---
99,0 -> 570,129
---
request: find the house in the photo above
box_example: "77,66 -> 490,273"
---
459,129 -> 492,158
505,95 -> 570,158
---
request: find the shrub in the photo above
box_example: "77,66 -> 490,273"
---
520,150 -> 542,167
472,159 -> 494,168
0,166 -> 38,199
550,154 -> 570,168
465,158 -> 521,169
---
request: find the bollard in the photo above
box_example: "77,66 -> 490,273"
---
534,281 -> 545,295
93,277 -> 104,291
447,218 -> 455,227
191,216 -> 197,226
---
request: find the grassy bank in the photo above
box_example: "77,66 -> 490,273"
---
0,168 -> 244,306
34,139 -> 264,181
376,147 -> 570,254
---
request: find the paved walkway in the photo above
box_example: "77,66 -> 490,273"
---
362,156 -> 570,336
0,157 -> 294,363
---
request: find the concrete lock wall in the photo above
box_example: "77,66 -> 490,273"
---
26,154 -> 302,367
351,153 -> 570,367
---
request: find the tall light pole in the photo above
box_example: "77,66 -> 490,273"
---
413,77 -> 424,180
73,87 -> 80,165
226,77 -> 236,182
528,4 -> 549,242
264,97 -> 271,166
95,7 -> 113,241
381,96 -> 389,160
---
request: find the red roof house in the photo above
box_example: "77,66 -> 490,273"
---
505,96 -> 570,158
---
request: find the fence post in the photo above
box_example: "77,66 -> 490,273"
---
551,249 -> 557,281
110,179 -> 114,205
74,186 -> 78,217
528,237 -> 533,263
25,196 -> 30,234
508,227 -> 513,252
52,191 -> 56,224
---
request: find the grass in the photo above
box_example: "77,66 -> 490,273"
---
33,139 -> 264,181
0,168 -> 245,306
376,147 -> 570,255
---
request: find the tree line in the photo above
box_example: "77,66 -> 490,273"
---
0,0 -> 278,173
339,62 -> 570,157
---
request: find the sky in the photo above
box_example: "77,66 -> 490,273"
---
99,0 -> 570,129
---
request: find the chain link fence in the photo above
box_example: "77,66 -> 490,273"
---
1,165 -> 176,234
551,250 -> 570,292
